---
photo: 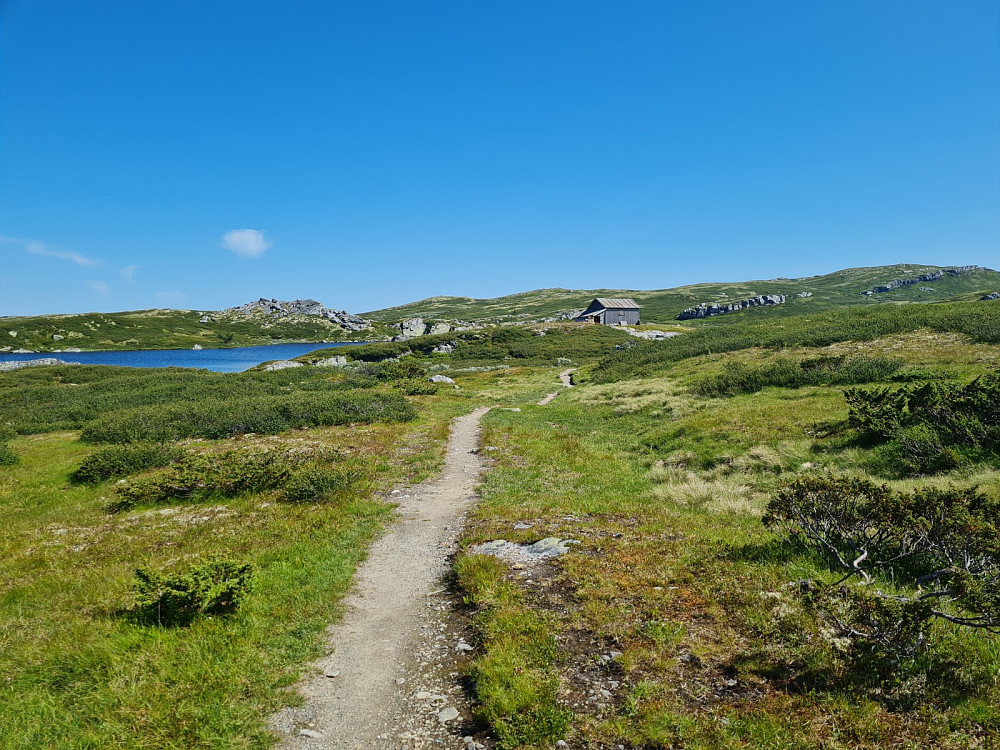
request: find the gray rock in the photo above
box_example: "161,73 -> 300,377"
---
298,728 -> 322,738
796,291 -> 813,298
437,706 -> 459,723
314,355 -> 349,367
219,298 -> 370,332
199,315 -> 212,323
428,375 -> 455,384
7,331 -> 16,337
64,347 -> 82,352
191,344 -> 203,350
429,322 -> 451,335
470,537 -> 579,563
0,358 -> 75,372
432,342 -> 455,354
51,334 -> 64,341
11,348 -> 33,354
262,360 -> 304,371
981,292 -> 1000,301
678,294 -> 787,320
399,318 -> 426,338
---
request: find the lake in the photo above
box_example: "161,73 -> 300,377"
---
0,342 -> 362,373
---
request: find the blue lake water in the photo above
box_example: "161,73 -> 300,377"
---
0,342 -> 362,373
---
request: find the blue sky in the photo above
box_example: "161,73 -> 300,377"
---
1,0 -> 997,316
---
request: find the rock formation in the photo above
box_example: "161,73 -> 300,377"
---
220,298 -> 370,332
678,294 -> 786,320
862,266 -> 982,296
982,292 -> 1000,301
0,358 -> 76,372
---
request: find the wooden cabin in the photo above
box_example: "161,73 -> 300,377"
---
574,298 -> 641,326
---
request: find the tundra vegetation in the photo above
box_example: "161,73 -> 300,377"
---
2,302 -> 999,749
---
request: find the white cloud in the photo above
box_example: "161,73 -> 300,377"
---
85,280 -> 109,295
155,290 -> 187,305
120,264 -> 140,282
221,228 -> 272,258
0,235 -> 101,266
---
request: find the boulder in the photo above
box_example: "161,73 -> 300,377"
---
191,344 -> 203,350
51,334 -> 64,341
432,342 -> 455,354
0,358 -> 75,372
12,348 -> 33,354
314,355 -> 349,367
429,374 -> 455,384
262,360 -> 304,371
7,331 -> 16,337
428,322 -> 451,335
982,292 -> 1000,301
399,318 -> 426,338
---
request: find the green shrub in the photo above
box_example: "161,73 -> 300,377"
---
0,442 -> 17,466
114,446 -> 332,509
693,355 -> 905,397
71,443 -> 186,484
283,466 -> 363,503
846,371 -> 1000,473
131,558 -> 254,627
80,391 -> 415,444
765,476 -> 1000,668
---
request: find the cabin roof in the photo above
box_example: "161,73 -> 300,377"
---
593,297 -> 640,309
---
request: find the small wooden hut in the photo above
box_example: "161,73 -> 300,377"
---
574,298 -> 641,326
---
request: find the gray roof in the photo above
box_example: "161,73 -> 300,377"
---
594,297 -> 640,309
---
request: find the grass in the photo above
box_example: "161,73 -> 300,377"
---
454,329 -> 1000,749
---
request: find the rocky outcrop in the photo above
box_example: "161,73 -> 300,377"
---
678,294 -> 786,320
862,266 -> 982,296
797,292 -> 813,298
397,318 -> 427,339
428,375 -> 455,384
314,355 -> 349,367
982,292 -> 1000,301
220,298 -> 370,332
428,322 -> 451,335
0,358 -> 76,372
262,360 -> 304,371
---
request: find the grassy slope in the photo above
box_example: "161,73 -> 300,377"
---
363,264 -> 1000,324
454,318 -> 1000,748
0,309 -> 365,354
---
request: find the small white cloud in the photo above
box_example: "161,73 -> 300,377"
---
0,235 -> 101,266
85,280 -> 109,295
221,228 -> 271,258
120,264 -> 140,282
155,290 -> 187,304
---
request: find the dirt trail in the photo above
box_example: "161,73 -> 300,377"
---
536,367 -> 576,406
271,407 -> 491,749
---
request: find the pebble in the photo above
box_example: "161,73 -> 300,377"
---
437,706 -> 459,723
298,729 -> 322,738
324,670 -> 340,678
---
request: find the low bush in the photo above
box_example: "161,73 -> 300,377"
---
846,371 -> 1000,473
80,390 -> 415,444
0,442 -> 17,466
693,355 -> 904,397
764,476 -> 1000,671
283,466 -> 363,503
71,443 -> 186,484
131,558 -> 254,627
114,446 -> 335,508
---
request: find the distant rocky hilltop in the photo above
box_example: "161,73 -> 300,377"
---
214,298 -> 370,332
861,266 -> 982,296
678,294 -> 786,320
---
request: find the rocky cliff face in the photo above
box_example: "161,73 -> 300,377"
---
678,294 -> 786,320
218,298 -> 370,332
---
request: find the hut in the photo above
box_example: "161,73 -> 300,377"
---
574,298 -> 641,326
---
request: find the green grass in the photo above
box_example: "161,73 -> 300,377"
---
455,330 -> 1000,749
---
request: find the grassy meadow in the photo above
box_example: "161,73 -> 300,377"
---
2,302 -> 999,748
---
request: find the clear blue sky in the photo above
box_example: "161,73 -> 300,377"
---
1,0 -> 998,316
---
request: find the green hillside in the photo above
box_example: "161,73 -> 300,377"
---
0,308 -> 366,354
364,264 -> 1000,324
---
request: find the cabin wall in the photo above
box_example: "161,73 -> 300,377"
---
603,308 -> 640,325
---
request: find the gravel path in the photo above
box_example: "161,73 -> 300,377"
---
536,368 -> 576,406
271,407 -> 492,749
